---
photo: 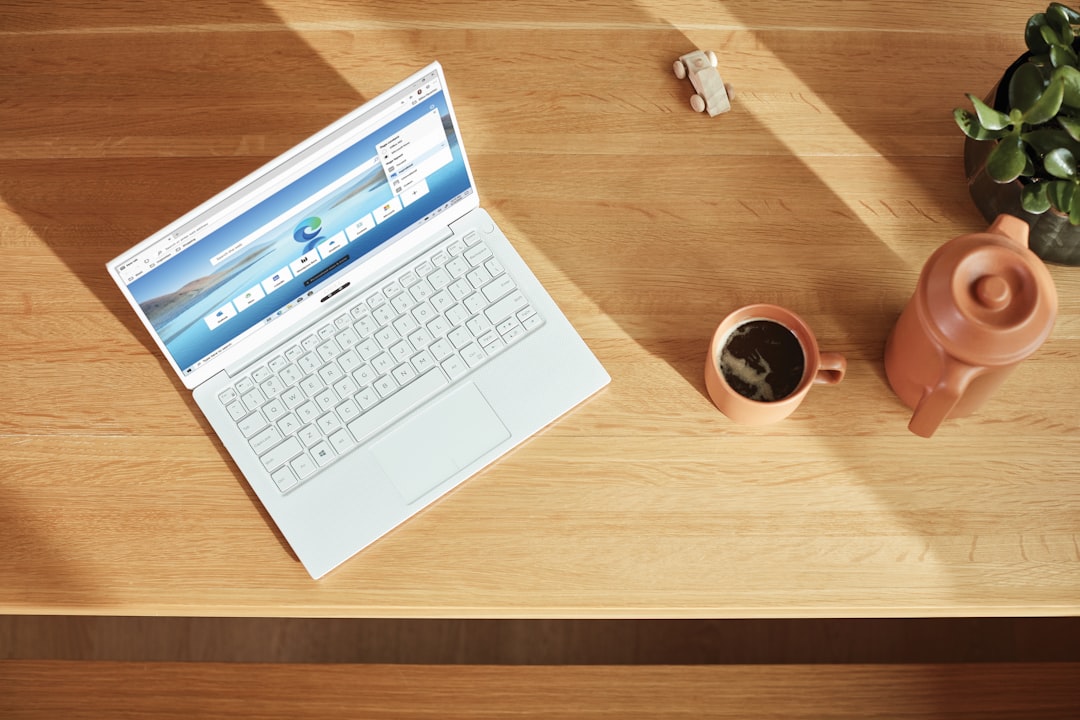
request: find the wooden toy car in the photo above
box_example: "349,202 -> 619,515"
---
673,50 -> 732,116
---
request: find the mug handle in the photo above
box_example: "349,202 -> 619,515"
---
814,352 -> 846,385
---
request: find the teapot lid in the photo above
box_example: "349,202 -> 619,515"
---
917,215 -> 1057,366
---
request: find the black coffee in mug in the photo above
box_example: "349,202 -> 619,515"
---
719,319 -> 805,402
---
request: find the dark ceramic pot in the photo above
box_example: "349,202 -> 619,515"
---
963,53 -> 1080,266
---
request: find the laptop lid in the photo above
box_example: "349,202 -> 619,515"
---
107,62 -> 478,390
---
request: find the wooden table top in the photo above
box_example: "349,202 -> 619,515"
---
2,0 -> 1078,618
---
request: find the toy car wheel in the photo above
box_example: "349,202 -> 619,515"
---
690,94 -> 706,113
707,50 -> 718,67
673,60 -> 687,80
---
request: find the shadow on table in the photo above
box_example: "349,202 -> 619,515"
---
0,486 -> 101,612
0,0 -> 376,568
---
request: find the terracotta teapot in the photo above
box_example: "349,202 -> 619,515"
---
884,214 -> 1057,438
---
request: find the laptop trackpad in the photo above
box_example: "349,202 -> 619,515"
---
370,383 -> 510,504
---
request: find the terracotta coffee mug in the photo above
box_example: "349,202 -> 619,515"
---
704,304 -> 846,424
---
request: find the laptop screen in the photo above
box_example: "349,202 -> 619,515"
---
111,65 -> 473,379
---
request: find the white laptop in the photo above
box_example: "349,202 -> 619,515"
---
106,62 -> 609,579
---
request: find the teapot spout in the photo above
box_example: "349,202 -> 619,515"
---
988,214 -> 1030,250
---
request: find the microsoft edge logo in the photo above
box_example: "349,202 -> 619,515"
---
294,216 -> 324,251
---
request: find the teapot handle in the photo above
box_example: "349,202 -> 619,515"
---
908,360 -> 981,438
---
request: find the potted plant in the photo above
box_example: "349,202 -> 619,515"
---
955,2 -> 1080,265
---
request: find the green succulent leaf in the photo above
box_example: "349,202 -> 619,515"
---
1024,126 -> 1080,152
1048,3 -> 1076,42
1050,42 -> 1079,67
1054,65 -> 1080,108
1022,182 -> 1053,214
1045,147 -> 1078,178
954,108 -> 1003,140
1052,2 -> 1080,24
985,134 -> 1029,182
1041,22 -> 1064,48
1048,179 -> 1075,214
1011,62 -> 1046,112
1022,77 -> 1065,124
1028,13 -> 1052,53
1070,182 -> 1080,224
1057,114 -> 1080,141
967,94 -> 1012,131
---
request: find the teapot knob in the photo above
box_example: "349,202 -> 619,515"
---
974,275 -> 1011,310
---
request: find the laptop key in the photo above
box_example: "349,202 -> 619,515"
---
262,398 -> 287,422
277,412 -> 301,436
238,411 -> 267,438
251,425 -> 283,455
260,436 -> 302,471
226,401 -> 246,421
310,442 -> 335,467
353,364 -> 377,387
281,386 -> 305,410
481,274 -> 515,303
392,362 -> 418,386
461,343 -> 486,368
502,325 -> 526,344
330,428 -> 355,453
442,354 -> 468,380
374,375 -> 398,398
296,401 -> 320,424
335,398 -> 361,423
290,452 -> 317,480
270,466 -> 298,492
356,386 -> 380,411
485,291 -> 527,324
316,411 -> 342,435
241,389 -> 265,412
298,424 -> 321,446
465,249 -> 493,273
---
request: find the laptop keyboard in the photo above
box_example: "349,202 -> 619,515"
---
214,230 -> 543,494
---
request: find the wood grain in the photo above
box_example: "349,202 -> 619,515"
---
2,661 -> 1079,720
1,0 -> 1078,617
